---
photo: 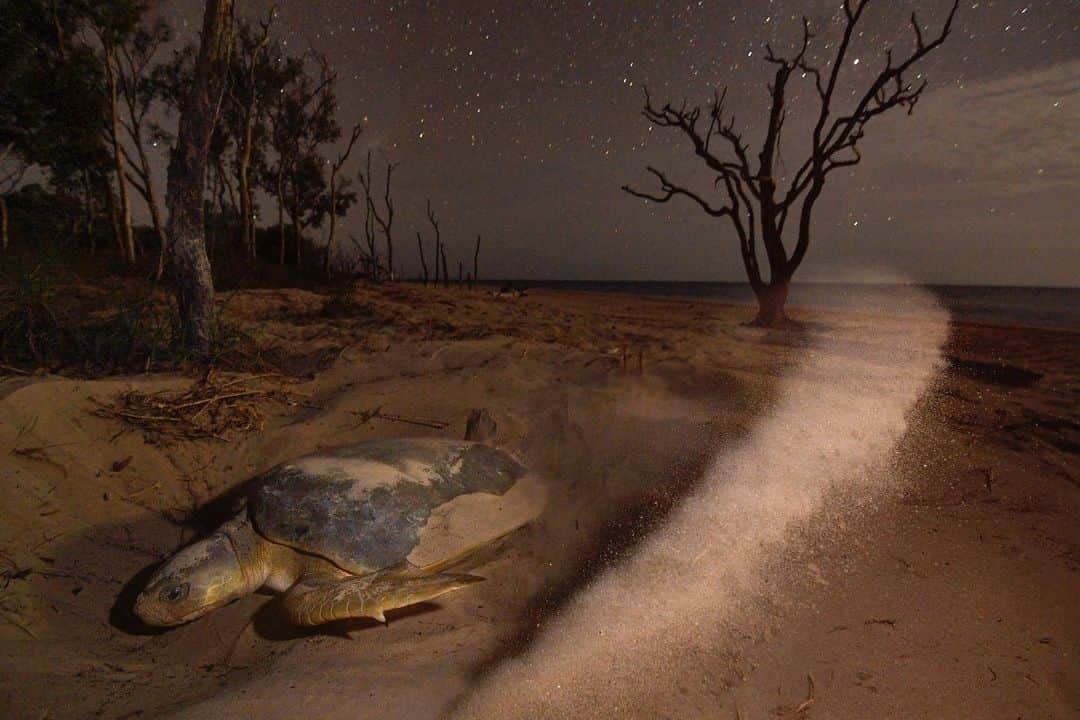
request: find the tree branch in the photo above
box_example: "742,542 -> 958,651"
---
623,167 -> 731,217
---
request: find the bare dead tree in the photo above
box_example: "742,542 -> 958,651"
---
357,150 -> 398,281
165,0 -> 234,354
426,199 -> 441,286
379,160 -> 397,280
625,0 -> 959,326
440,241 -> 450,289
416,231 -> 429,285
473,234 -> 481,288
325,121 -> 362,278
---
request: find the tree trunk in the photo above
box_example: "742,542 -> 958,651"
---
325,178 -> 338,278
386,234 -> 394,282
432,238 -> 440,286
165,0 -> 233,355
292,191 -> 302,267
750,279 -> 790,327
81,171 -> 97,254
132,133 -> 169,280
416,232 -> 428,285
473,234 -> 481,287
276,167 -> 286,265
104,46 -> 136,265
237,102 -> 258,261
105,178 -> 123,255
440,244 -> 449,289
0,196 -> 8,252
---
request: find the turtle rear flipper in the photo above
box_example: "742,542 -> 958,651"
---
281,566 -> 483,626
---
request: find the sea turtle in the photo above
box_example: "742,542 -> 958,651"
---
134,438 -> 543,627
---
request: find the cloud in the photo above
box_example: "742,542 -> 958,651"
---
868,60 -> 1080,194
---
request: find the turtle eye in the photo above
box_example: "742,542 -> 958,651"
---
159,583 -> 189,603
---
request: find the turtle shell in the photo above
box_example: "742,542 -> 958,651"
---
249,439 -> 529,573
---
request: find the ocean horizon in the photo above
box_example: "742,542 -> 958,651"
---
489,280 -> 1080,330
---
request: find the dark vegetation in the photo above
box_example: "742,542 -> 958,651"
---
0,0 -> 484,375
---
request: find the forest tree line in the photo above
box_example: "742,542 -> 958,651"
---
0,0 -> 456,285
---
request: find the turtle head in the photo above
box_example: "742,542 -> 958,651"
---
135,532 -> 248,626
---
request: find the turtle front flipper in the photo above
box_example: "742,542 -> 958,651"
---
281,565 -> 483,626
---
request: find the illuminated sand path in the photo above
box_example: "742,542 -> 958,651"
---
453,288 -> 948,719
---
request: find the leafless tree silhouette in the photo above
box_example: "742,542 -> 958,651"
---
324,121 -> 362,278
625,0 -> 959,326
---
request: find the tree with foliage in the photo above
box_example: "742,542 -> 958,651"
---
87,0 -> 152,266
224,12 -> 275,261
625,0 -> 959,326
114,16 -> 172,276
1,0 -> 112,253
263,51 -> 338,265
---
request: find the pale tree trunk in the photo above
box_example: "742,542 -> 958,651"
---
237,139 -> 255,259
128,128 -> 168,279
165,0 -> 233,355
105,178 -> 123,254
104,46 -> 136,265
235,15 -> 272,262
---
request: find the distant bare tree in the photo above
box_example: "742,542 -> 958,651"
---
440,241 -> 449,289
472,234 -> 481,288
426,199 -> 441,286
414,232 -> 427,284
165,0 -> 233,353
325,121 -> 362,278
625,0 -> 959,326
357,150 -> 398,281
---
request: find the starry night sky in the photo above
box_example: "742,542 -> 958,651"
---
155,1 -> 1079,286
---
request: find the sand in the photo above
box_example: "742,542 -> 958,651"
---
0,283 -> 1076,719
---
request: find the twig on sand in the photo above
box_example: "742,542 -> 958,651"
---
792,674 -> 815,714
0,605 -> 36,638
338,406 -> 383,431
774,673 -> 816,717
375,412 -> 449,430
172,389 -> 266,412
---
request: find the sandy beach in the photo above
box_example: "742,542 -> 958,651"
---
0,283 -> 1076,719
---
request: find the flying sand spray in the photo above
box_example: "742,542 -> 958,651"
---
452,281 -> 949,719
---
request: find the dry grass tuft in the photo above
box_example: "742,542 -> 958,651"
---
91,372 -> 298,443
